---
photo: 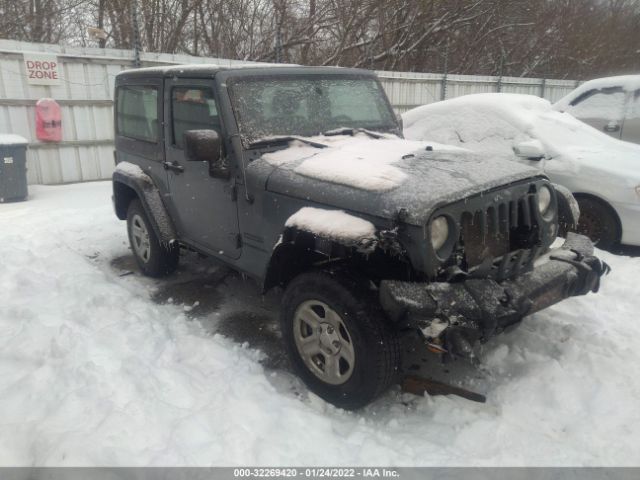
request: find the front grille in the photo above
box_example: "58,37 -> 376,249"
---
436,182 -> 547,282
461,195 -> 537,268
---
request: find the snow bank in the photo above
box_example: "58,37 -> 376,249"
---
285,207 -> 376,243
554,75 -> 640,111
262,134 -> 460,192
1,182 -> 640,466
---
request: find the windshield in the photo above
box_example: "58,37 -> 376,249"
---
228,75 -> 398,146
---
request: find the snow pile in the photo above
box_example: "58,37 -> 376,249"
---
262,134 -> 460,192
554,75 -> 640,112
285,207 -> 376,243
1,182 -> 640,466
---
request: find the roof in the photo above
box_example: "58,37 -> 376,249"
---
116,63 -> 375,80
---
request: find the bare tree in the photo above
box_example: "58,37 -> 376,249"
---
2,0 -> 639,79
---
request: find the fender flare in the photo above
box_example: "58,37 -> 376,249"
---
553,183 -> 580,230
262,224 -> 393,292
112,168 -> 177,245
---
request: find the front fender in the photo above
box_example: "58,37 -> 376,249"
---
553,183 -> 580,230
112,164 -> 177,245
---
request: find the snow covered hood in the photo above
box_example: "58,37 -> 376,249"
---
259,134 -> 541,226
403,93 -> 640,176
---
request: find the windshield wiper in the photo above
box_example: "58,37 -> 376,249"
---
248,136 -> 328,149
322,127 -> 384,139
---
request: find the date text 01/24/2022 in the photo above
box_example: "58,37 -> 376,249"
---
233,468 -> 400,478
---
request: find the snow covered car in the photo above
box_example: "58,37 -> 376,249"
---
403,93 -> 640,250
554,75 -> 640,144
112,66 -> 608,409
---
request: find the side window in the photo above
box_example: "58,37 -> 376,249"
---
568,88 -> 626,121
116,86 -> 158,142
171,87 -> 219,149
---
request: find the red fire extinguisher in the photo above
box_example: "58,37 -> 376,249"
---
36,98 -> 62,142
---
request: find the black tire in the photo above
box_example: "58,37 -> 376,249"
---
126,199 -> 179,277
575,197 -> 619,251
281,269 -> 399,410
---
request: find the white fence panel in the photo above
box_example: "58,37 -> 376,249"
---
0,39 -> 581,185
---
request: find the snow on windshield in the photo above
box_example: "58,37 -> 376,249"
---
229,76 -> 397,145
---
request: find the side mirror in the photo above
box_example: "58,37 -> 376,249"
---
184,129 -> 221,163
513,140 -> 546,161
184,129 -> 229,179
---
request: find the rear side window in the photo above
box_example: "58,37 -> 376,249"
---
171,87 -> 219,149
116,86 -> 159,142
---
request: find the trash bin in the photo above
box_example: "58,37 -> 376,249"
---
0,134 -> 29,202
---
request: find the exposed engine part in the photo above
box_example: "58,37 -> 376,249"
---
380,233 -> 611,361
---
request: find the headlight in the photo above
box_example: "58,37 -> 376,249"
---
537,185 -> 552,214
430,216 -> 449,251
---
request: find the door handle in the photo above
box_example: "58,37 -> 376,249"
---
604,122 -> 620,133
163,161 -> 184,173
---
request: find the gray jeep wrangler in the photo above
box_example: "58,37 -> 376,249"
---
112,65 -> 609,409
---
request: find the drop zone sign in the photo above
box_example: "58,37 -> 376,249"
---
24,53 -> 62,85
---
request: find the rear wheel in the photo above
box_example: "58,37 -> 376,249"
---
281,270 -> 399,410
575,197 -> 619,251
126,199 -> 179,277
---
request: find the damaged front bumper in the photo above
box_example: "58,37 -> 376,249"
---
379,233 -> 610,360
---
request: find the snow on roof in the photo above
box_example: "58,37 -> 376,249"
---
285,207 -> 376,243
554,75 -> 640,111
262,133 -> 463,192
0,134 -> 28,145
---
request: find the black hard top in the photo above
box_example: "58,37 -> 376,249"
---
116,64 -> 377,82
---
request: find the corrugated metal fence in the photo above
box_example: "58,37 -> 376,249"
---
0,39 -> 579,185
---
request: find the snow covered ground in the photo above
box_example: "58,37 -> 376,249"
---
1,181 -> 639,466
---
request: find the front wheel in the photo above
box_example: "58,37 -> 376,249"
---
281,270 -> 399,410
575,197 -> 619,251
126,199 -> 179,277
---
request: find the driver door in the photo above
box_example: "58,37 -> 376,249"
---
163,78 -> 240,259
